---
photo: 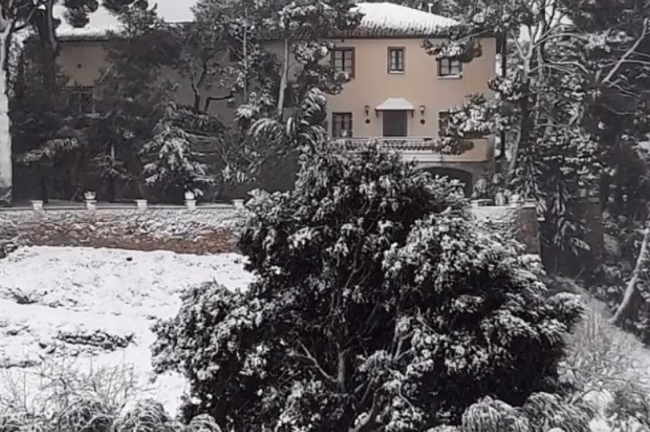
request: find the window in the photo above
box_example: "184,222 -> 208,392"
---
383,110 -> 408,137
438,58 -> 462,77
68,86 -> 95,114
388,47 -> 405,73
332,113 -> 353,138
332,47 -> 355,77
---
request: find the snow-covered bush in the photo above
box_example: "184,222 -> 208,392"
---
0,358 -> 220,432
456,392 -> 594,432
562,306 -> 646,392
152,146 -> 585,431
142,103 -> 218,201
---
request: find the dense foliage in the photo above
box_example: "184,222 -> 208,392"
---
152,144 -> 584,431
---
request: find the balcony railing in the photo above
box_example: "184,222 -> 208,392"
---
334,137 -> 446,151
332,137 -> 492,163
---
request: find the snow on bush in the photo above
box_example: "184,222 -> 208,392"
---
152,146 -> 585,431
0,357 -> 224,431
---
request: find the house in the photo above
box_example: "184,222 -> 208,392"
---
51,1 -> 497,196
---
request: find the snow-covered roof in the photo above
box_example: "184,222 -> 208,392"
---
340,2 -> 459,38
55,0 -> 197,40
55,1 -> 458,41
375,97 -> 415,111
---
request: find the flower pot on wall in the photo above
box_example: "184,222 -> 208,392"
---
135,199 -> 148,212
31,200 -> 43,212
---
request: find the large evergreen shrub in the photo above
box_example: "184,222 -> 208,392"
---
152,146 -> 584,431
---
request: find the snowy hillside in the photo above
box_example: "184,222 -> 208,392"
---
0,246 -> 254,414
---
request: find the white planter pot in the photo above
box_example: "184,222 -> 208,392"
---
31,200 -> 44,212
232,199 -> 244,210
135,199 -> 148,212
84,191 -> 96,201
184,191 -> 195,201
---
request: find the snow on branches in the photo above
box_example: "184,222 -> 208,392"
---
152,146 -> 584,431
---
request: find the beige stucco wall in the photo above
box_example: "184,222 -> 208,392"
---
57,42 -> 110,87
57,41 -> 233,120
48,37 -> 497,197
57,37 -> 496,134
326,37 -> 497,138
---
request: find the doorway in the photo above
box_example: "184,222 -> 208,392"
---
382,110 -> 408,137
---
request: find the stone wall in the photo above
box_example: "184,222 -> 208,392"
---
0,201 -> 542,256
0,205 -> 243,255
473,201 -> 541,255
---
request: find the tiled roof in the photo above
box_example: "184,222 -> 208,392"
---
56,1 -> 458,42
338,2 -> 458,38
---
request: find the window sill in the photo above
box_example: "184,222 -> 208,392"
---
388,70 -> 405,74
438,74 -> 463,80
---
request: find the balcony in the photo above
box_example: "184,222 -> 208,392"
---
332,137 -> 493,164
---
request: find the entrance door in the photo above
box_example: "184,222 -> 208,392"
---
382,110 -> 408,137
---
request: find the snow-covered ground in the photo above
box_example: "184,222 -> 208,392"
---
3,245 -> 650,429
0,246 -> 254,415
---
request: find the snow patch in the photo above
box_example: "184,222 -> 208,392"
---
353,2 -> 458,35
0,246 -> 254,415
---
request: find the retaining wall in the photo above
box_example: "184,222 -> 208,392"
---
0,204 -> 242,255
0,201 -> 541,256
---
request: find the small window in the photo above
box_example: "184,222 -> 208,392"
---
438,111 -> 451,136
332,112 -> 353,138
68,86 -> 95,114
438,58 -> 462,77
332,47 -> 355,78
388,47 -> 405,73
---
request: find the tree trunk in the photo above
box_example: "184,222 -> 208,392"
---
610,221 -> 650,325
193,93 -> 201,112
506,82 -> 531,184
498,33 -> 507,160
0,11 -> 12,206
243,8 -> 249,101
276,37 -> 290,118
40,174 -> 49,203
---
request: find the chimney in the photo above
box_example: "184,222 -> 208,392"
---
427,3 -> 433,13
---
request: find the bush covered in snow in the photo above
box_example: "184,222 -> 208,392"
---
0,359 -> 222,432
151,146 -> 585,431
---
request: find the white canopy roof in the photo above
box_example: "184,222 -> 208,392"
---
375,98 -> 415,111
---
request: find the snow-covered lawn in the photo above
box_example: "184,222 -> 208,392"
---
0,246 -> 254,414
4,246 -> 650,428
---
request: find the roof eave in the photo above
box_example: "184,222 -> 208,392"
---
55,26 -> 498,43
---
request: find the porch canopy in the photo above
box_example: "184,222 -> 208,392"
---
375,98 -> 415,117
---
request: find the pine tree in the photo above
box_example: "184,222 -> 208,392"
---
10,40 -> 90,202
85,0 -> 176,201
142,101 -> 220,200
0,0 -> 99,205
192,0 -> 361,187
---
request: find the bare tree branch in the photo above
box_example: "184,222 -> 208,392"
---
602,18 -> 649,86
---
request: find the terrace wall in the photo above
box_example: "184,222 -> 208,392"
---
0,201 -> 541,256
0,203 -> 242,255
